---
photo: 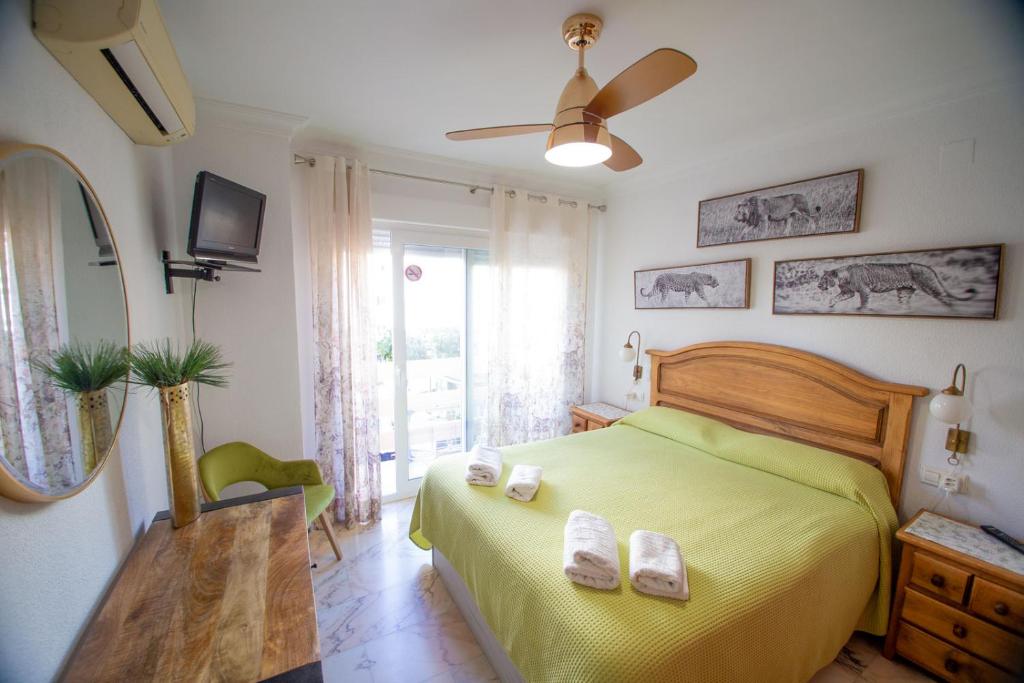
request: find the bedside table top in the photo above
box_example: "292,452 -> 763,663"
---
574,402 -> 630,421
902,510 -> 1024,576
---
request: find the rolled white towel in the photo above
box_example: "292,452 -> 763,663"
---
504,464 -> 542,502
465,445 -> 502,486
563,510 -> 620,590
629,530 -> 688,600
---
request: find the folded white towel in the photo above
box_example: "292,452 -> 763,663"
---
504,464 -> 542,502
464,445 -> 502,486
563,510 -> 620,590
629,530 -> 688,600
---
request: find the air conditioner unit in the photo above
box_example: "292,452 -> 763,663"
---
33,0 -> 196,146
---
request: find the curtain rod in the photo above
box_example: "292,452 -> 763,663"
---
293,153 -> 607,212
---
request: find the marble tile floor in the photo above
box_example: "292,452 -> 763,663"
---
308,499 -> 938,683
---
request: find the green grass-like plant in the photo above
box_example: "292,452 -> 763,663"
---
31,341 -> 130,393
129,339 -> 230,389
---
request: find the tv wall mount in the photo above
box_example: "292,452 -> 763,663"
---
161,250 -> 260,294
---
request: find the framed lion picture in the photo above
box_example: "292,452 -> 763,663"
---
635,259 -> 751,309
697,169 -> 863,247
773,244 -> 1004,319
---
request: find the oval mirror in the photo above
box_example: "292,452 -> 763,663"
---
0,143 -> 129,502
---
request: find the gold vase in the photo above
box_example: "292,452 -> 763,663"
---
159,383 -> 201,528
77,389 -> 113,476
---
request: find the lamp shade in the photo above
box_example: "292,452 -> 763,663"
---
545,140 -> 611,167
619,345 -> 636,363
929,392 -> 972,425
545,123 -> 611,167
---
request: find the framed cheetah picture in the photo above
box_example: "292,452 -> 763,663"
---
697,169 -> 863,247
773,244 -> 1004,319
635,258 -> 751,310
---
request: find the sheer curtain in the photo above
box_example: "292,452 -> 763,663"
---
302,156 -> 381,528
487,187 -> 589,446
0,158 -> 74,489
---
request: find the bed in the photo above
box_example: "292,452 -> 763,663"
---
409,341 -> 928,682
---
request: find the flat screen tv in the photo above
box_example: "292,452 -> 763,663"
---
187,171 -> 266,262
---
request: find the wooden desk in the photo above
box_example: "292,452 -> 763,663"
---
62,487 -> 322,682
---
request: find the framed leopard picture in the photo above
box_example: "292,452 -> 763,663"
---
773,244 -> 1004,319
635,258 -> 751,310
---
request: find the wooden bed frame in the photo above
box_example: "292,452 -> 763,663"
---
647,341 -> 928,505
434,341 -> 929,682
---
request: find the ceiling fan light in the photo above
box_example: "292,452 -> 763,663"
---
545,123 -> 612,167
545,142 -> 611,167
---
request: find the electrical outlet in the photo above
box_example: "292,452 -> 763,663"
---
939,472 -> 965,494
920,467 -> 942,487
625,389 -> 646,403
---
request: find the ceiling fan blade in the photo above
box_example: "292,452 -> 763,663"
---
586,48 -> 697,120
446,124 -> 552,141
604,135 -> 642,172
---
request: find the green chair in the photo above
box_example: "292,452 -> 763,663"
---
198,441 -> 342,561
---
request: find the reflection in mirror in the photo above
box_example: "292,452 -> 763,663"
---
0,147 -> 128,500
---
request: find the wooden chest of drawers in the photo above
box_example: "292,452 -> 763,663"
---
884,510 -> 1024,682
570,402 -> 630,433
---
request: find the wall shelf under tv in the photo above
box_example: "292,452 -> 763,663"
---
161,250 -> 260,294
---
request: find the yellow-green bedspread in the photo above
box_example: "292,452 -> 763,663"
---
409,407 -> 898,683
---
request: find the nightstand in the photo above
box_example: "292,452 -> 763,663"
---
884,509 -> 1024,682
570,403 -> 629,433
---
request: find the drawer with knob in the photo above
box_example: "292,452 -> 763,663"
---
969,577 -> 1024,634
571,413 -> 587,433
895,621 -> 1018,683
902,588 -> 1024,675
910,552 -> 970,604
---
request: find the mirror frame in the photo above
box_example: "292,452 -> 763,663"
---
0,142 -> 131,503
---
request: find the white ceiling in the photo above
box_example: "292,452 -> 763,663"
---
159,0 -> 1024,188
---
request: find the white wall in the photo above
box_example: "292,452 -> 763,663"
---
0,2 -> 185,680
592,83 -> 1024,537
169,103 -> 310,461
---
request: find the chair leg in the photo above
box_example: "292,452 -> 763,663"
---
318,510 -> 343,561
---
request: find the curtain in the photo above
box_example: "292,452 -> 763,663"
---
487,187 -> 589,446
0,158 -> 74,489
303,156 -> 381,528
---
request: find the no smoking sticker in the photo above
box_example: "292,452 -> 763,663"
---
405,264 -> 422,281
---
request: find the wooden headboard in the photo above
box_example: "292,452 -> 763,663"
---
646,341 -> 928,505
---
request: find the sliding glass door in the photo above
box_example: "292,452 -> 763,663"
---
373,226 -> 488,501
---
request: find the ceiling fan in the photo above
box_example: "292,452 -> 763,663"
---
445,14 -> 697,171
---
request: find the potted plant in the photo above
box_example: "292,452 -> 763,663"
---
32,341 -> 129,477
130,339 -> 229,528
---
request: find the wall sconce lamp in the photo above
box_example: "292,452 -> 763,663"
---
619,330 -> 643,382
929,363 -> 972,466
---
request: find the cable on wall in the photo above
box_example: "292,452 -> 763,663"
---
191,278 -> 208,455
